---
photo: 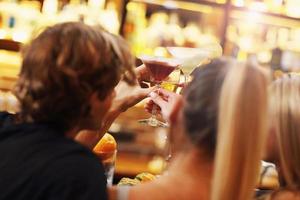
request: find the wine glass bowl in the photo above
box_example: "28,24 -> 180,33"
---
138,55 -> 181,127
139,55 -> 182,83
167,44 -> 223,81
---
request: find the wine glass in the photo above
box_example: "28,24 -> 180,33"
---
138,55 -> 181,128
167,43 -> 223,83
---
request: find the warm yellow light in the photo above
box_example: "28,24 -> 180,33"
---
153,47 -> 168,57
88,0 -> 105,9
239,36 -> 253,52
274,0 -> 283,5
0,29 -> 7,39
133,0 -> 213,14
127,2 -> 138,11
216,0 -> 226,4
249,1 -> 267,11
162,0 -> 178,9
148,156 -> 165,174
233,0 -> 244,7
19,1 -> 41,10
0,50 -> 22,69
42,0 -> 58,15
258,51 -> 272,63
237,51 -> 247,61
12,31 -> 28,43
231,10 -> 300,28
286,0 -> 300,18
242,11 -> 262,24
98,7 -> 120,34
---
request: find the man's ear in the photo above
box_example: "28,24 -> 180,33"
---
169,97 -> 183,125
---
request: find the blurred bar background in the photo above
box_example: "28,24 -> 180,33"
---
0,0 -> 299,181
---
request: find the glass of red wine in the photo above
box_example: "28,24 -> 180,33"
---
138,55 -> 181,127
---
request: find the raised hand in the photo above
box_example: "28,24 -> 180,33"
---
145,88 -> 182,122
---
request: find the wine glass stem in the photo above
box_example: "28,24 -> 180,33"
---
163,134 -> 172,171
150,104 -> 158,121
149,84 -> 160,126
184,74 -> 189,83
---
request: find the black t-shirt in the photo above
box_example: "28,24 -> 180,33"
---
0,112 -> 107,200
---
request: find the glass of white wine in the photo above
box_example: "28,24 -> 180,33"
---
167,43 -> 223,83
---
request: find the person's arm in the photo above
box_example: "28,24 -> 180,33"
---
75,65 -> 153,149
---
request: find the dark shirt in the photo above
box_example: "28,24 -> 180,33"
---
0,112 -> 107,200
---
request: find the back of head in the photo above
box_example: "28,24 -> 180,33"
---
183,57 -> 232,157
14,22 -> 135,130
270,74 -> 300,189
211,61 -> 268,200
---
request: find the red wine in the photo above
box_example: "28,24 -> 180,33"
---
144,60 -> 178,82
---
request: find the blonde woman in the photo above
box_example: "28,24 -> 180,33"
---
110,57 -> 269,200
262,74 -> 300,200
211,61 -> 269,200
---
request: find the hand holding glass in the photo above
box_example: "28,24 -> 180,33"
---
138,55 -> 181,127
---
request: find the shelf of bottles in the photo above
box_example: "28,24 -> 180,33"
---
227,0 -> 300,71
0,0 -> 122,45
0,0 -> 123,90
231,0 -> 300,19
122,0 -> 226,56
121,0 -> 300,71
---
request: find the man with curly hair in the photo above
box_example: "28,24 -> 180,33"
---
0,22 -> 151,200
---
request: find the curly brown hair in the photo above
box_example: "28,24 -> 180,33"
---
14,22 -> 135,130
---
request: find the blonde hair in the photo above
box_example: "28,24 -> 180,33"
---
211,62 -> 268,200
270,74 -> 300,189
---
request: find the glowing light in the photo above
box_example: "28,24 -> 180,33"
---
12,31 -> 28,43
88,0 -> 105,9
0,29 -> 7,39
245,11 -> 262,23
234,0 -> 244,7
153,47 -> 168,57
249,1 -> 267,11
163,1 -> 178,9
286,0 -> 300,18
216,0 -> 226,4
239,36 -> 253,52
42,0 -> 58,15
274,0 -> 283,5
237,51 -> 247,61
257,51 -> 272,63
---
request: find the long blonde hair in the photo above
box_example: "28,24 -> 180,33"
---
211,62 -> 269,200
270,74 -> 300,189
